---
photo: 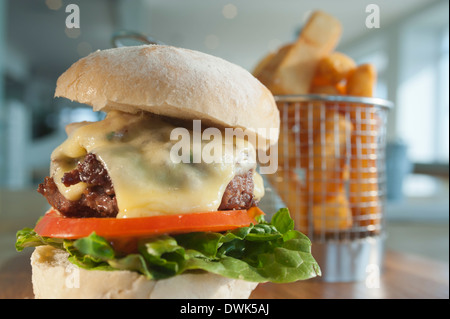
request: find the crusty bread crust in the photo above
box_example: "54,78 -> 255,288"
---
31,246 -> 258,299
55,45 -> 279,148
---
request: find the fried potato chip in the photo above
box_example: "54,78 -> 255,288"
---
314,52 -> 356,85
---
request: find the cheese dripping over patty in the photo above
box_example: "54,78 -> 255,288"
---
50,111 -> 264,218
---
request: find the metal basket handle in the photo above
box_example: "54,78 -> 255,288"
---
111,31 -> 164,48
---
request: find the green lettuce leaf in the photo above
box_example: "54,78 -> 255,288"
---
15,208 -> 321,283
15,227 -> 64,251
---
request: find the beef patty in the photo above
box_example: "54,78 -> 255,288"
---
38,153 -> 257,218
38,154 -> 117,218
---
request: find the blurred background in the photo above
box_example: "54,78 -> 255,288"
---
0,0 -> 448,265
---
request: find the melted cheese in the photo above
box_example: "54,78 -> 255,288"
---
253,172 -> 264,202
50,111 -> 262,218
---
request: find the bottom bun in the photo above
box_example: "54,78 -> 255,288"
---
31,246 -> 258,299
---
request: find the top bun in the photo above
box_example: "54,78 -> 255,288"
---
55,45 -> 279,148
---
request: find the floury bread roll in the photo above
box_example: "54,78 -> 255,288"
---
55,45 -> 279,149
16,45 -> 320,299
31,246 -> 257,299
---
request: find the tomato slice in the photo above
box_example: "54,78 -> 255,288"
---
34,207 -> 264,239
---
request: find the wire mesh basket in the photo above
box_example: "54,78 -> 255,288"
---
261,94 -> 392,282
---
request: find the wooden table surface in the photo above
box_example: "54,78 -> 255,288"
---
0,249 -> 448,299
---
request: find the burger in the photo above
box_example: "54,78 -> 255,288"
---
15,45 -> 320,299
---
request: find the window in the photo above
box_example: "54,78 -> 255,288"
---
343,1 -> 449,167
396,4 -> 449,165
437,27 -> 449,163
